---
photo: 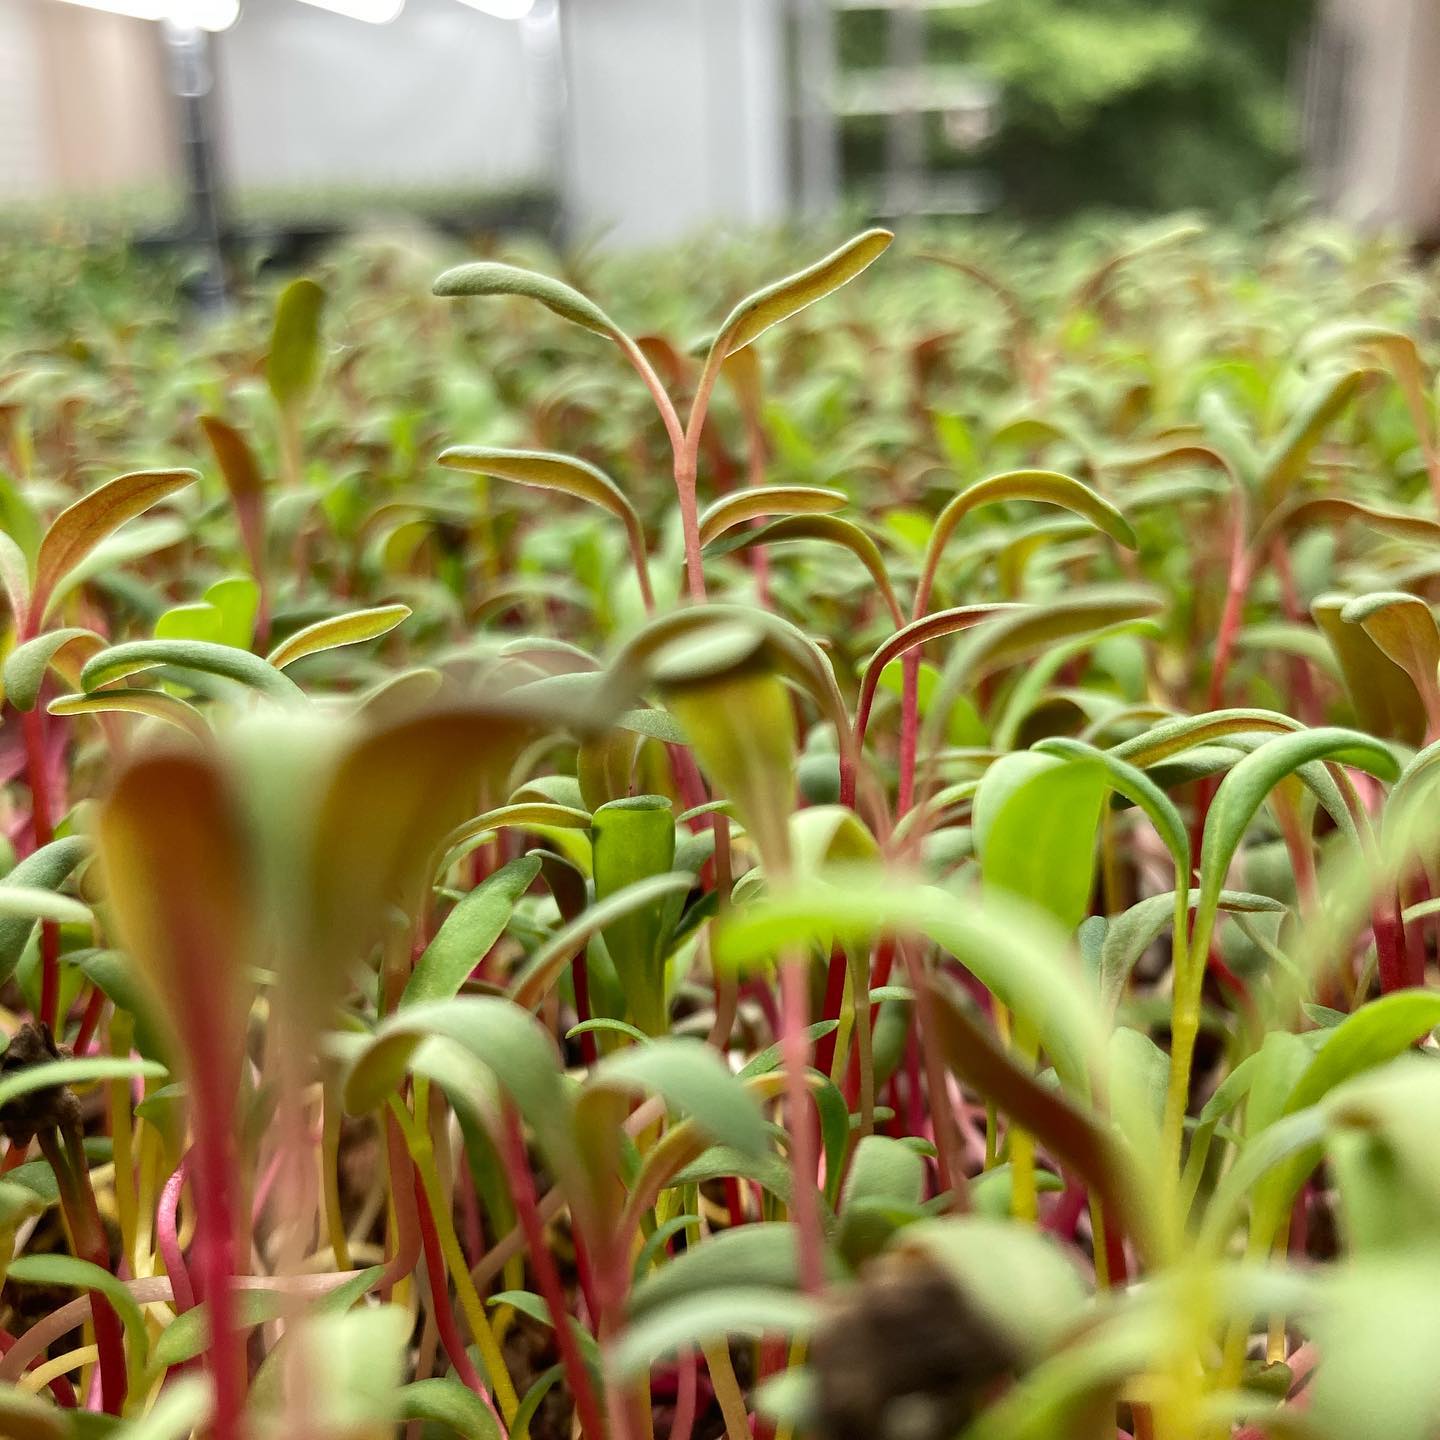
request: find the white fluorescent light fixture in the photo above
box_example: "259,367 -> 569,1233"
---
454,0 -> 535,18
53,0 -> 239,29
296,0 -> 404,21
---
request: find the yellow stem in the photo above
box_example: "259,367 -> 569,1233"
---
396,1100 -> 520,1423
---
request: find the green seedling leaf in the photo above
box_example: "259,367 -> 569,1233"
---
511,872 -> 694,1011
1198,728 -> 1399,926
1033,736 -> 1188,880
1288,991 -> 1440,1115
717,512 -> 904,624
151,1290 -> 290,1371
836,1135 -> 927,1263
568,1018 -> 649,1047
432,261 -> 619,338
630,1223 -> 819,1317
49,688 -> 209,739
0,1384 -> 66,1440
925,591 -> 1165,751
81,639 -> 303,704
266,603 -> 411,670
440,446 -> 642,544
896,1215 -> 1087,1358
155,577 -> 259,651
266,277 -> 326,412
1109,708 -> 1303,767
920,471 -> 1137,607
651,620 -> 798,870
1098,890 -> 1284,1012
592,795 -> 678,1035
711,229 -> 892,357
717,873 -> 1104,1093
856,604 -> 1024,745
0,1055 -> 165,1113
344,996 -> 571,1174
3,628 -> 102,711
1258,365 -> 1374,507
0,836 -> 89,984
394,1378 -> 503,1440
7,1253 -> 148,1363
71,949 -> 170,1062
32,469 -> 196,620
1256,494 -> 1440,550
402,854 -> 541,1007
586,1038 -> 768,1157
697,485 -> 846,548
0,885 -> 89,925
973,753 -> 1107,933
610,1289 -> 819,1378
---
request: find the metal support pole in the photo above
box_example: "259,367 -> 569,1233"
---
162,19 -> 228,315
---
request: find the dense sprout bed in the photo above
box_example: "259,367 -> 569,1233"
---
1,218 -> 1440,1440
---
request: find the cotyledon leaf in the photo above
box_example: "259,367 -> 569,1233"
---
716,873 -> 1105,1093
432,261 -> 620,338
439,447 -> 641,538
3,628 -> 103,711
32,468 -> 197,620
1339,592 -> 1440,721
266,277 -> 326,412
1098,890 -> 1285,1013
0,835 -> 90,984
0,1055 -> 166,1112
510,872 -> 696,1011
81,639 -> 304,703
49,688 -> 209,739
1193,728 -> 1400,957
710,228 -> 893,357
266,603 -> 412,670
697,485 -> 847,548
585,1038 -> 768,1157
402,854 -> 542,1007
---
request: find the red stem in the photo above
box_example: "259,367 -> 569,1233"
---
414,1176 -> 495,1402
42,1130 -> 127,1415
188,1052 -> 244,1440
500,1105 -> 608,1440
573,954 -> 599,1069
1206,506 -> 1249,712
897,652 -> 921,817
813,947 -> 849,1078
72,985 -> 106,1055
1375,890 -> 1410,994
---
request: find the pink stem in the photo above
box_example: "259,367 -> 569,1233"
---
158,1157 -> 197,1312
779,958 -> 825,1294
188,1049 -> 244,1440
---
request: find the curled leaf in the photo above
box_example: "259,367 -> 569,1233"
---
711,229 -> 893,357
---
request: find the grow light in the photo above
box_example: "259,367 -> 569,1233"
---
453,0 -> 536,17
51,0 -> 238,30
295,0 -> 404,20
